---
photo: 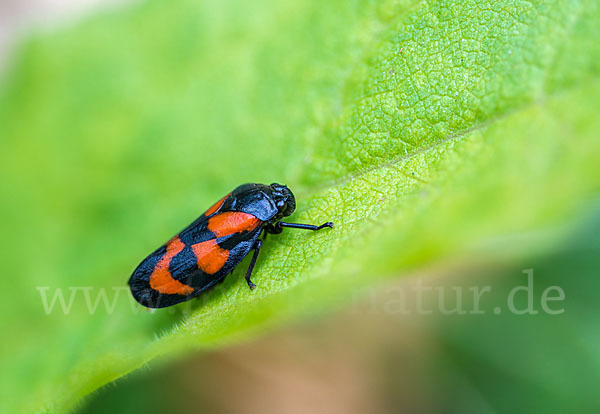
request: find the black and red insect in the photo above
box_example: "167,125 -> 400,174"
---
129,183 -> 333,308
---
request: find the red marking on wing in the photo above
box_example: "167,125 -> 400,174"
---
203,193 -> 231,217
149,237 -> 195,295
207,212 -> 260,238
191,239 -> 230,274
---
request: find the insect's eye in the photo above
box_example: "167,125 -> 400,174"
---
276,200 -> 285,208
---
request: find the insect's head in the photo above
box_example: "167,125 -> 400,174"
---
269,183 -> 296,219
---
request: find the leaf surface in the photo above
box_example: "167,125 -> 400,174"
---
0,0 -> 599,412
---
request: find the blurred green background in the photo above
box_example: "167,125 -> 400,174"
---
1,0 -> 599,413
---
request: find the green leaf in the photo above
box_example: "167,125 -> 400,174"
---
0,0 -> 598,412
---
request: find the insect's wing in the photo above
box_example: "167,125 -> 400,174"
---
180,191 -> 232,233
128,237 -> 193,308
129,211 -> 263,308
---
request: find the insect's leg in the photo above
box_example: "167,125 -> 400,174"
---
245,239 -> 263,290
276,221 -> 334,231
264,223 -> 283,235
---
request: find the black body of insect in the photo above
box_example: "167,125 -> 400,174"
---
128,183 -> 333,308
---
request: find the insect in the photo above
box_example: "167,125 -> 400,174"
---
129,183 -> 333,308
